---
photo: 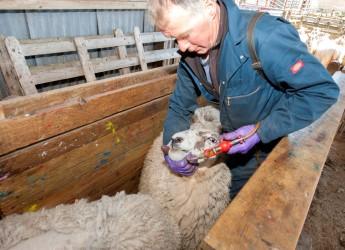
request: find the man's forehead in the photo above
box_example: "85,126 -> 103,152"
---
160,7 -> 203,37
161,25 -> 193,38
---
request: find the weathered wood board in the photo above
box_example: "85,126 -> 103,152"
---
0,66 -> 177,216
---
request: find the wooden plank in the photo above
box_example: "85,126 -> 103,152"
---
140,32 -> 172,44
20,33 -> 172,57
0,74 -> 176,155
74,37 -> 96,82
21,40 -> 76,57
0,97 -> 168,215
114,29 -> 131,75
145,48 -> 180,64
92,55 -> 138,74
4,37 -> 37,95
30,61 -> 85,84
163,40 -> 173,66
0,35 -> 23,97
30,56 -> 138,84
86,36 -> 135,50
133,26 -> 148,71
0,96 -> 168,180
0,65 -> 177,119
30,50 -> 178,85
202,75 -> 345,250
0,0 -> 148,10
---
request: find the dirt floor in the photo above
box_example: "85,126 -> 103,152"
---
297,129 -> 345,250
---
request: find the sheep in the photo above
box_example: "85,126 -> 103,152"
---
297,25 -> 309,45
0,191 -> 181,250
297,26 -> 344,73
139,106 -> 231,250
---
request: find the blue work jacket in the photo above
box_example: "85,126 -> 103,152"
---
162,0 -> 340,145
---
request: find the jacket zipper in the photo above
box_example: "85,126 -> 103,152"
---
226,86 -> 261,106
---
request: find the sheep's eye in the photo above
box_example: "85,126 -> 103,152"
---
206,137 -> 218,144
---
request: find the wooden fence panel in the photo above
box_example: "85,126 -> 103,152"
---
2,30 -> 179,95
0,66 -> 177,216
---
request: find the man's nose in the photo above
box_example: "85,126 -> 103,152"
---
177,40 -> 190,52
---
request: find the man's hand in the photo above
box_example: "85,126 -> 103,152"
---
221,124 -> 260,154
161,146 -> 198,176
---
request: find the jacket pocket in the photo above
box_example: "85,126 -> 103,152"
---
225,86 -> 262,107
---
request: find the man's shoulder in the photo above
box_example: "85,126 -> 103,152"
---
237,10 -> 290,32
253,13 -> 295,42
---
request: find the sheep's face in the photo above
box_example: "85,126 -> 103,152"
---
168,128 -> 220,164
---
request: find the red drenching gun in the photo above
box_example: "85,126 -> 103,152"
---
193,123 -> 260,163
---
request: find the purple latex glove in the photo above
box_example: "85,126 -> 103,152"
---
221,124 -> 260,154
161,146 -> 198,176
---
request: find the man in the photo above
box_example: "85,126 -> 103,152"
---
149,0 -> 339,198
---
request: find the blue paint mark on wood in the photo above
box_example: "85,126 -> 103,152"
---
100,159 -> 108,165
95,150 -> 111,169
103,151 -> 111,157
27,175 -> 47,186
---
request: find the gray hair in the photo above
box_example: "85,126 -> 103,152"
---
147,0 -> 215,27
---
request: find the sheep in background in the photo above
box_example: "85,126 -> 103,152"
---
313,36 -> 341,68
0,191 -> 181,250
297,25 -> 309,45
297,26 -> 345,72
139,106 -> 231,250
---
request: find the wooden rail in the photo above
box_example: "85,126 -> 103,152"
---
202,73 -> 345,249
288,14 -> 345,34
0,0 -> 148,10
0,65 -> 177,216
2,28 -> 180,96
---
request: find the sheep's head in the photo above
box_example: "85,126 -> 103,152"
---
190,106 -> 221,133
165,128 -> 221,168
162,106 -> 222,168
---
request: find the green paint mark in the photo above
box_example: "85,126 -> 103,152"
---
106,121 -> 121,144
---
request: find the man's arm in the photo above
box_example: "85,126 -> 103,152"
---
256,19 -> 339,143
163,63 -> 200,144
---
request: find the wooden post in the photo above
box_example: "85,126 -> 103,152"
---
162,40 -> 172,66
74,37 -> 96,82
173,41 -> 180,65
0,35 -> 23,97
4,37 -> 37,95
114,28 -> 131,75
133,26 -> 148,71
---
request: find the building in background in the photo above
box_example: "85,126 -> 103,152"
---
317,0 -> 345,11
235,0 -> 312,11
235,0 -> 345,11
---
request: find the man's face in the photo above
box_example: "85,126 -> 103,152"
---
159,5 -> 214,55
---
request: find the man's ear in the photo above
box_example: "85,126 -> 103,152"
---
203,0 -> 218,19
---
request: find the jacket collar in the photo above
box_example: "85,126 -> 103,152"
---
223,0 -> 248,45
